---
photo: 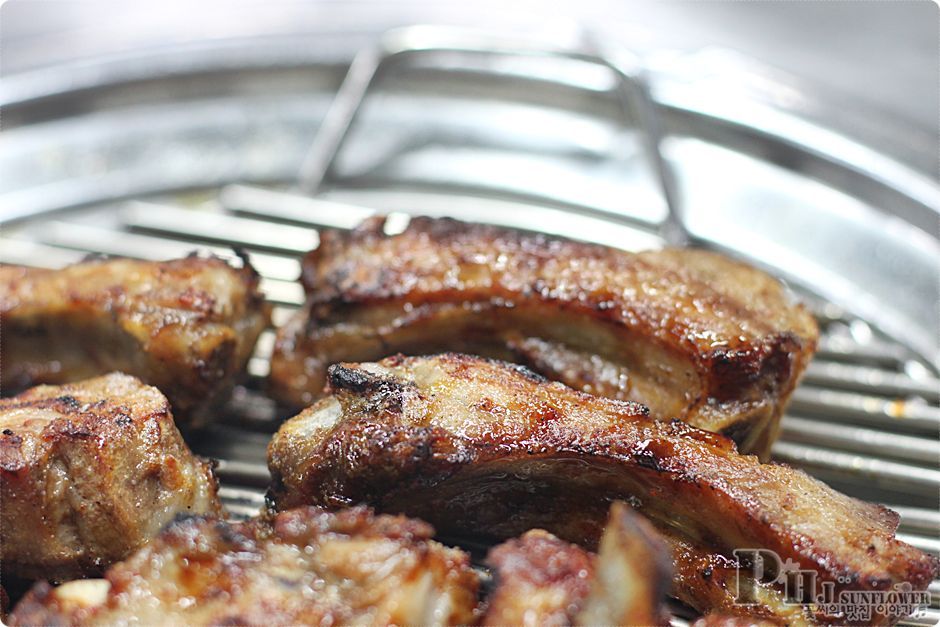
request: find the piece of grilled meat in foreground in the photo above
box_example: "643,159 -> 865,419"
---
270,216 -> 818,458
11,503 -> 671,627
267,354 -> 938,625
10,506 -> 480,627
483,502 -> 672,626
0,374 -> 220,581
1,255 -> 270,429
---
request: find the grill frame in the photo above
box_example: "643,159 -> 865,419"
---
0,26 -> 937,625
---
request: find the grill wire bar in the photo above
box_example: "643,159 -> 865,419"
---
294,25 -> 689,246
1,201 -> 937,624
0,26 -> 937,626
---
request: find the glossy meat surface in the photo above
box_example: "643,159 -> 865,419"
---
270,216 -> 818,457
662,529 -> 813,625
267,354 -> 937,625
483,529 -> 596,626
575,501 -> 672,626
0,374 -> 220,581
482,502 -> 671,627
10,506 -> 480,626
1,255 -> 270,429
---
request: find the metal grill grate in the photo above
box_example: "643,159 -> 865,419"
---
0,25 -> 937,625
1,190 -> 937,625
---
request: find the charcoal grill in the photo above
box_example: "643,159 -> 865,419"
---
1,25 -> 937,625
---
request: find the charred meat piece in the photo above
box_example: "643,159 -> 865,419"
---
9,506 -> 480,626
482,501 -> 671,627
267,354 -> 938,625
1,256 -> 270,429
483,529 -> 596,626
576,502 -> 672,627
270,216 -> 818,457
0,374 -> 220,581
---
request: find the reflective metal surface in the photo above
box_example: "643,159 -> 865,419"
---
2,29 -> 936,367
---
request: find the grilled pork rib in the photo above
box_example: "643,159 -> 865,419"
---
0,374 -> 220,581
269,216 -> 818,457
9,506 -> 480,626
267,354 -> 937,625
482,502 -> 672,626
0,256 -> 270,429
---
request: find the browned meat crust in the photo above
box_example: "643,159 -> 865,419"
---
576,501 -> 673,626
0,374 -> 221,581
269,216 -> 818,457
663,530 -> 815,625
267,354 -> 937,625
9,506 -> 480,626
1,255 -> 270,429
483,529 -> 596,626
482,502 -> 671,627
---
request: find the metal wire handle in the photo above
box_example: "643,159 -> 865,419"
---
296,25 -> 689,246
